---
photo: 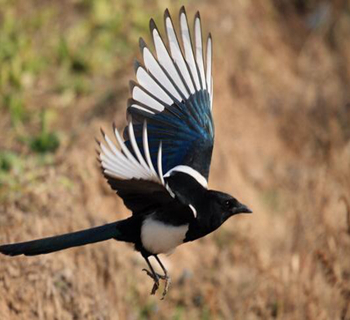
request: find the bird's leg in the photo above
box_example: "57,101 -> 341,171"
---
154,255 -> 171,299
142,256 -> 160,295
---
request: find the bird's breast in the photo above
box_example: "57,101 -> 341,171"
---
141,217 -> 189,255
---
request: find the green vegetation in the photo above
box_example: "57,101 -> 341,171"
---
0,0 -> 182,199
0,0 -> 169,151
0,151 -> 22,173
29,110 -> 60,153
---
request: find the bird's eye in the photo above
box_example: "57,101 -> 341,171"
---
224,200 -> 231,208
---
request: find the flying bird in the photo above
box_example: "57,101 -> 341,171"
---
0,7 -> 252,298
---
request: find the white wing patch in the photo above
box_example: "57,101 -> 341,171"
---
135,65 -> 173,106
132,86 -> 164,112
99,120 -> 164,184
206,34 -> 212,99
150,22 -> 188,100
179,8 -> 201,92
194,12 -> 206,90
164,12 -> 195,95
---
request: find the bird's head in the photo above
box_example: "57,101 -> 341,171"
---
209,191 -> 252,223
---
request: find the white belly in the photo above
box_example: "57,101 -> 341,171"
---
141,217 -> 189,255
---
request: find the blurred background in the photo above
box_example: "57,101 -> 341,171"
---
0,0 -> 350,319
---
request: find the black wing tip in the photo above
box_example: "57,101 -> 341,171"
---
179,6 -> 186,15
208,33 -> 213,49
163,8 -> 171,31
195,11 -> 201,20
129,80 -> 137,93
100,127 -> 106,138
179,6 -> 190,29
149,18 -> 157,32
96,152 -> 103,166
164,7 -> 178,35
139,37 -> 147,50
149,17 -> 162,40
127,97 -> 136,108
95,137 -> 101,146
133,59 -> 141,72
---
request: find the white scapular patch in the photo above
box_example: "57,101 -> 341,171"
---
189,204 -> 197,218
141,217 -> 189,255
164,165 -> 208,189
99,120 -> 164,184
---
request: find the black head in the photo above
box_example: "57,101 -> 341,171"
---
183,189 -> 253,242
209,190 -> 252,222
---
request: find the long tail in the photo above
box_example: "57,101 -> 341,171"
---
0,221 -> 121,256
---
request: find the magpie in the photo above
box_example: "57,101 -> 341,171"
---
0,7 -> 252,298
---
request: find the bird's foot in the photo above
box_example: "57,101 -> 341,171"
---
161,275 -> 171,300
142,268 -> 160,295
142,268 -> 171,298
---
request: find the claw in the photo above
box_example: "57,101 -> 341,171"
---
151,282 -> 159,295
142,256 -> 171,298
142,268 -> 155,279
161,276 -> 171,300
142,268 -> 160,295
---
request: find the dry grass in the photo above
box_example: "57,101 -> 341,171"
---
1,0 -> 350,319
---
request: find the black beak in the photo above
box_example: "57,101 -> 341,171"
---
232,203 -> 252,215
239,204 -> 252,214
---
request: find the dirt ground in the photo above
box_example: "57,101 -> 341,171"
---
1,0 -> 350,319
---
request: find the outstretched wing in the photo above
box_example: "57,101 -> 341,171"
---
98,7 -> 213,215
124,7 -> 214,185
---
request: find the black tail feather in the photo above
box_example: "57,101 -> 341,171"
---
0,221 -> 120,256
